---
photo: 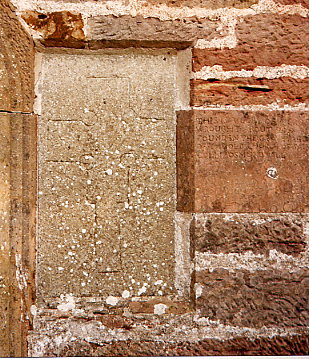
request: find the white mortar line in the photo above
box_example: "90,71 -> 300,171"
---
193,65 -> 309,80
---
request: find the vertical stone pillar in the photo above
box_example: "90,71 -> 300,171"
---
0,0 -> 35,356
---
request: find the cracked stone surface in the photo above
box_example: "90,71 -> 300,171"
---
38,51 -> 177,303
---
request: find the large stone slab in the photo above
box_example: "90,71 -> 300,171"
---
38,51 -> 177,302
177,110 -> 308,213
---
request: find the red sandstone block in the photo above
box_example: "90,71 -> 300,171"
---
275,0 -> 309,7
192,214 -> 307,255
193,15 -> 309,71
191,78 -> 309,106
177,110 -> 308,213
195,268 -> 309,328
51,334 -> 309,356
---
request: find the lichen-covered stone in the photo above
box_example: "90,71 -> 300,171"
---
38,51 -> 177,302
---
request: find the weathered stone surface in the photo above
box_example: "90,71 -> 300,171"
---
22,11 -> 85,48
0,114 -> 11,357
88,15 -> 223,49
193,214 -> 307,255
191,78 -> 309,106
138,0 -> 258,9
0,0 -> 34,112
31,334 -> 309,356
193,15 -> 309,71
275,0 -> 309,7
176,110 -> 195,212
196,268 -> 309,327
38,51 -> 176,302
128,298 -> 192,314
0,113 -> 37,357
177,110 -> 308,213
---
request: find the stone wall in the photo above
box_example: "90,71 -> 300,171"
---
1,0 -> 308,356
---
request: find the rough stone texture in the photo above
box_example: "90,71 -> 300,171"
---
0,0 -> 34,112
196,268 -> 309,328
275,0 -> 309,7
193,15 -> 309,72
177,110 -> 308,213
0,113 -> 37,357
176,109 -> 194,212
193,214 -> 307,256
30,333 -> 309,356
38,51 -> 176,303
22,11 -> 86,48
191,78 -> 309,106
138,0 -> 258,9
0,114 -> 11,357
128,298 -> 192,314
88,15 -> 223,49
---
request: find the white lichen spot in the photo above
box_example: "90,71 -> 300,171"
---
195,283 -> 204,298
138,286 -> 147,295
106,296 -> 119,306
105,169 -> 113,175
57,294 -> 75,312
122,290 -> 130,299
154,303 -> 168,315
30,305 -> 37,316
81,229 -> 87,233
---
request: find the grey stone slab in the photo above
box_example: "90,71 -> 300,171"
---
38,51 -> 177,301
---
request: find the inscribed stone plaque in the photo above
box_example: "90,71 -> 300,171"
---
38,52 -> 176,300
177,110 -> 308,213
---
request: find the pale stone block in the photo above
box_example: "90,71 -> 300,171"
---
38,51 -> 177,301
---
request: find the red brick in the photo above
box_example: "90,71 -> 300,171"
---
193,15 -> 309,71
191,78 -> 309,106
176,110 -> 308,213
196,268 -> 309,328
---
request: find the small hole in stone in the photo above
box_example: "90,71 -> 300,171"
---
38,14 -> 48,19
